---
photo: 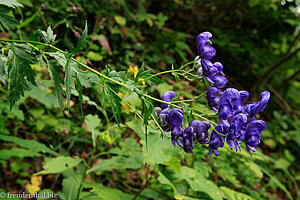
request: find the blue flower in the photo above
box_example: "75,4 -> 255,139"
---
218,88 -> 240,125
245,120 -> 267,156
189,120 -> 211,144
161,91 -> 175,109
197,32 -> 216,60
208,124 -> 226,157
201,60 -> 228,88
182,126 -> 194,153
207,87 -> 222,112
245,91 -> 270,116
169,108 -> 185,147
226,113 -> 248,151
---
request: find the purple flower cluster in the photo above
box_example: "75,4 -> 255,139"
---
196,32 -> 228,89
195,31 -> 271,157
154,91 -> 211,153
153,32 -> 270,158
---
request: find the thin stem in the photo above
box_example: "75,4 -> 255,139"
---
151,114 -> 169,138
144,69 -> 181,81
0,39 -> 124,86
192,113 -> 217,126
143,94 -> 181,109
76,145 -> 96,200
172,91 -> 207,103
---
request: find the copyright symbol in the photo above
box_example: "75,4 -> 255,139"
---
0,192 -> 6,198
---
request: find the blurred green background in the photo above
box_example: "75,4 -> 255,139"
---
0,0 -> 299,199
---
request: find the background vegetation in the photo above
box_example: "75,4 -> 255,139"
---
0,0 -> 299,199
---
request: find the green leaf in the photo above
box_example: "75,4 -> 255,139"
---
58,169 -> 81,200
158,172 -> 184,200
103,82 -> 122,126
0,55 -> 6,84
18,10 -> 38,28
40,26 -> 56,44
87,155 -> 141,173
35,156 -> 82,175
72,21 -> 88,55
7,44 -> 36,109
0,0 -> 23,7
87,51 -> 103,61
220,187 -> 254,200
64,54 -> 74,110
83,182 -> 139,200
114,16 -> 126,26
180,166 -> 224,200
0,134 -> 58,156
48,64 -> 64,109
0,147 -> 41,160
84,114 -> 100,146
0,5 -> 19,31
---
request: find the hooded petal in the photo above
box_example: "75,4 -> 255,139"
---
245,120 -> 267,155
189,120 -> 211,144
226,113 -> 247,151
206,74 -> 228,88
208,124 -> 226,157
197,32 -> 212,53
218,88 -> 240,122
161,91 -> 176,109
245,91 -> 270,116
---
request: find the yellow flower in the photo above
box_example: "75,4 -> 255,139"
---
128,65 -> 139,78
138,78 -> 146,85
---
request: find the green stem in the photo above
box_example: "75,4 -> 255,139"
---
76,145 -> 96,200
143,94 -> 181,109
144,69 -> 181,81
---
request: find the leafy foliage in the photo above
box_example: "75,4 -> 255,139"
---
35,156 -> 83,175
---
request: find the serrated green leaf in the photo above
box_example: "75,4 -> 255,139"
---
0,55 -> 6,84
103,82 -> 122,126
35,156 -> 82,175
64,54 -> 74,110
48,52 -> 67,66
0,5 -> 19,31
0,134 -> 58,156
72,21 -> 88,55
40,26 -> 56,44
0,0 -> 23,8
48,64 -> 64,109
7,45 -> 37,109
75,67 -> 99,88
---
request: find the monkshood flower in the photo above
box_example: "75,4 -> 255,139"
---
245,120 -> 267,156
170,108 -> 185,147
181,126 -> 194,153
208,124 -> 226,157
161,91 -> 175,109
218,88 -> 249,125
245,91 -> 270,117
201,59 -> 228,88
197,32 -> 216,60
154,91 -> 176,131
189,120 -> 211,144
226,113 -> 248,151
207,87 -> 223,112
